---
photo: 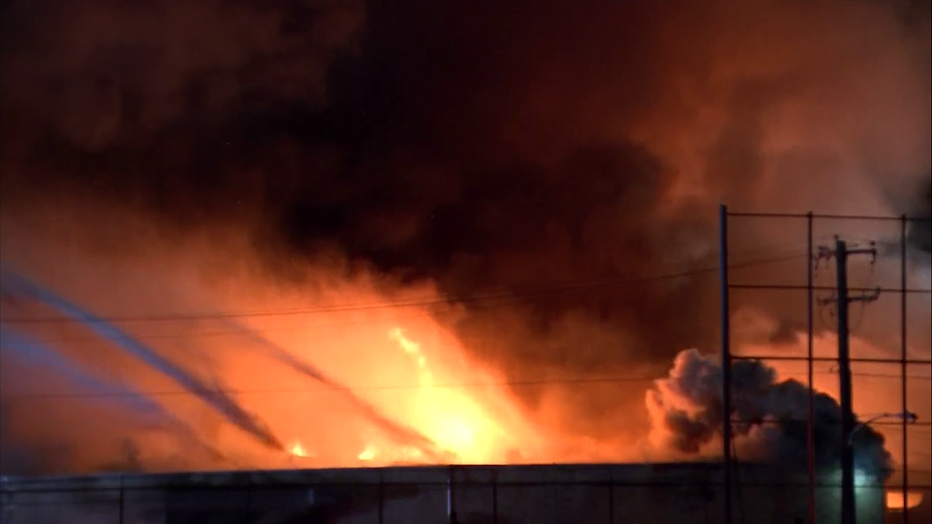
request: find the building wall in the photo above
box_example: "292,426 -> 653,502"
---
0,463 -> 885,524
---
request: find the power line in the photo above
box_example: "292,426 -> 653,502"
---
0,376 -> 663,402
729,418 -> 932,428
836,372 -> 931,380
4,309 -> 441,342
0,251 -> 807,325
735,354 -> 932,365
725,211 -> 929,222
1,370 -> 927,402
731,284 -> 931,294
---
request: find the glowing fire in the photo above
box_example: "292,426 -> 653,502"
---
289,442 -> 313,458
357,443 -> 377,461
362,327 -> 510,463
887,490 -> 924,511
259,313 -> 542,469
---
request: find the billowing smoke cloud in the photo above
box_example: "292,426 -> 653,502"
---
649,349 -> 893,478
1,0 -> 930,472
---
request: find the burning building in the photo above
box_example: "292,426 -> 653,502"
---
0,0 -> 930,520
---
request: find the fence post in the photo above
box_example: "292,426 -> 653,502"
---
246,485 -> 253,524
446,465 -> 457,524
378,471 -> 384,524
900,214 -> 909,524
608,478 -> 614,524
492,471 -> 498,524
719,203 -> 733,524
119,476 -> 125,524
806,211 -> 816,524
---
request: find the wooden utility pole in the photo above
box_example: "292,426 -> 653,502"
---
819,237 -> 879,524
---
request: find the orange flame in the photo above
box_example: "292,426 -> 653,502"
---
255,312 -> 545,469
380,327 -> 508,462
357,443 -> 378,461
289,441 -> 313,459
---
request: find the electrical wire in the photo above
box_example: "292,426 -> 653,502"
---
1,369 -> 927,402
0,250 -> 808,325
1,246 -> 927,417
0,375 -> 690,401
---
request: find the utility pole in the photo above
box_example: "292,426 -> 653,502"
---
818,237 -> 879,524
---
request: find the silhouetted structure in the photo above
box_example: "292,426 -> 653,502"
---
0,463 -> 885,524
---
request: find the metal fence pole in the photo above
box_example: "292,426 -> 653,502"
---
806,212 -> 816,524
492,472 -> 498,524
447,466 -> 457,524
714,210 -> 932,524
378,472 -> 384,524
719,203 -> 733,524
900,214 -> 909,524
608,478 -> 614,524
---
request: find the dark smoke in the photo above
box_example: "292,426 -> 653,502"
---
650,349 -> 893,479
1,0 -> 930,457
3,0 -> 929,342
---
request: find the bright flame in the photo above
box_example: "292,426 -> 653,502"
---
0,250 -> 557,472
886,490 -> 924,511
289,442 -> 313,458
384,327 -> 507,462
358,443 -> 377,461
389,327 -> 433,383
356,442 -> 429,463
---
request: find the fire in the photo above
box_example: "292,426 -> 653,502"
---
289,442 -> 313,458
254,316 -> 541,469
886,491 -> 924,511
388,327 -> 434,384
357,443 -> 377,461
382,327 -> 508,462
356,442 -> 431,464
0,252 -> 554,472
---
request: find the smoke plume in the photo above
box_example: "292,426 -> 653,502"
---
1,0 -> 930,472
649,349 -> 893,478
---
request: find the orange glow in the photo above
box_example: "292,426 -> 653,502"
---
289,441 -> 313,458
186,276 -> 555,471
0,250 -> 566,472
277,325 -> 534,466
3,236 -> 924,475
357,443 -> 377,461
384,327 -> 495,460
887,491 -> 923,511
